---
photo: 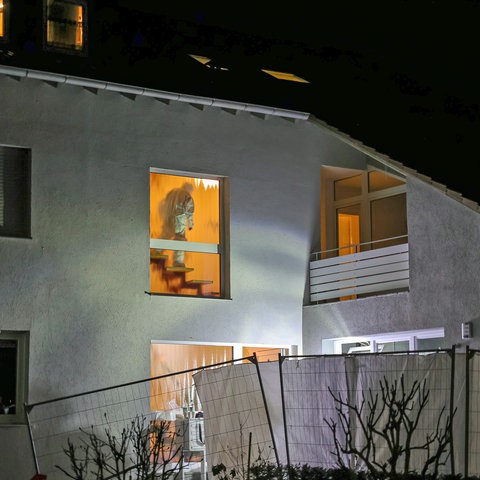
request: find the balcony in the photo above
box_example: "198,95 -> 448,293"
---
309,236 -> 409,303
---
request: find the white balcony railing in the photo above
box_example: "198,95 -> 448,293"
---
309,238 -> 409,303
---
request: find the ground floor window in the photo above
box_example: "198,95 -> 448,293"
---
0,331 -> 29,424
150,341 -> 290,413
322,327 -> 445,354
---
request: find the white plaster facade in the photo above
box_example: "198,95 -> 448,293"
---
1,70 -> 480,478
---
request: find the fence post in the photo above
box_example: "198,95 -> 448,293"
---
252,352 -> 280,467
25,403 -> 41,476
278,353 -> 290,468
449,346 -> 456,475
465,346 -> 471,478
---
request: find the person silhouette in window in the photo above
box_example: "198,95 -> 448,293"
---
160,182 -> 195,267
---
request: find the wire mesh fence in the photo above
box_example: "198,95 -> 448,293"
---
27,357 -> 254,479
26,348 -> 480,479
279,350 -> 460,473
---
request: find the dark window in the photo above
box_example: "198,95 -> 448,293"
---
0,146 -> 31,238
149,170 -> 230,298
0,331 -> 29,424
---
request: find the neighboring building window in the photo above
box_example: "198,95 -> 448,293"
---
44,0 -> 86,54
322,328 -> 445,355
149,169 -> 229,298
0,331 -> 29,424
0,0 -> 10,43
0,0 -> 8,41
0,146 -> 31,238
322,166 -> 407,255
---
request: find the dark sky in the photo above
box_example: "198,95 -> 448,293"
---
13,1 -> 473,203
143,2 -> 480,203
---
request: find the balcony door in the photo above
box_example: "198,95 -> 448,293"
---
323,167 -> 407,255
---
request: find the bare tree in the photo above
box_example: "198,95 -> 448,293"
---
325,375 -> 454,478
56,414 -> 185,479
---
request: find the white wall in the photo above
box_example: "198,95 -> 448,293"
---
0,74 -> 368,477
303,176 -> 480,352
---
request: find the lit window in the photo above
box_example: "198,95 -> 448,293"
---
323,328 -> 445,354
0,2 -> 4,38
150,342 -> 289,412
0,0 -> 8,40
149,170 -> 229,298
261,69 -> 310,83
45,0 -> 86,53
0,331 -> 29,424
0,146 -> 31,238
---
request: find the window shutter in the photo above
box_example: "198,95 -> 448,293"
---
0,146 -> 31,238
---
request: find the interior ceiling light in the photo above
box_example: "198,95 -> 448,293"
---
189,54 -> 229,71
261,69 -> 310,83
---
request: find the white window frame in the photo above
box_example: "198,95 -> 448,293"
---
322,327 -> 445,355
0,330 -> 29,425
151,339 -> 295,363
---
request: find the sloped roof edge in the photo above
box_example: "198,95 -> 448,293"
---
1,65 -> 478,213
308,115 -> 480,213
0,65 -> 310,121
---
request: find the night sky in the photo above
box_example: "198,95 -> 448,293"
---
135,1 -> 480,204
5,1 -> 479,203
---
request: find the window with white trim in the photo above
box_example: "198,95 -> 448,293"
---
322,328 -> 445,355
0,145 -> 31,238
150,341 -> 291,413
149,169 -> 229,298
0,331 -> 29,424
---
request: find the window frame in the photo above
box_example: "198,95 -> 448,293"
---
322,327 -> 445,355
0,330 -> 29,425
0,145 -> 31,239
43,0 -> 87,55
323,166 -> 407,253
149,168 -> 230,299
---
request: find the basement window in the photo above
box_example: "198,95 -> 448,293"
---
44,0 -> 86,54
149,169 -> 230,298
0,146 -> 31,238
0,331 -> 29,424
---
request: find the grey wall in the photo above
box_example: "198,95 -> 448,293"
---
0,75 -> 368,477
303,176 -> 480,352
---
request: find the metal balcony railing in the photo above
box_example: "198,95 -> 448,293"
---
309,236 -> 409,303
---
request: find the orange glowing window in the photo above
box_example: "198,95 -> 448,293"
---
149,170 -> 229,298
45,0 -> 85,52
261,69 -> 309,83
0,1 -> 5,38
